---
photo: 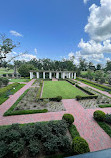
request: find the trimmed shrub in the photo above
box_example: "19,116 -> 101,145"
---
72,136 -> 90,154
28,140 -> 40,157
93,110 -> 105,121
0,81 -> 2,88
105,114 -> 111,124
69,124 -> 80,139
62,114 -> 74,125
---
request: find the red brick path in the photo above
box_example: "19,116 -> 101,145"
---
0,79 -> 111,152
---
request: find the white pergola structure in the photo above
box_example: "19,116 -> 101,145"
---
30,71 -> 76,80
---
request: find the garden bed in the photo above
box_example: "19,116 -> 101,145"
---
79,87 -> 111,109
4,87 -> 65,116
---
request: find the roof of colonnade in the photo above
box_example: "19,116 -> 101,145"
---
30,70 -> 75,73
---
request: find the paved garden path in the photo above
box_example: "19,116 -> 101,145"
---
0,79 -> 111,152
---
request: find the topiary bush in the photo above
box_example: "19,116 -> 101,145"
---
93,110 -> 105,121
2,78 -> 9,86
72,136 -> 90,154
62,114 -> 74,125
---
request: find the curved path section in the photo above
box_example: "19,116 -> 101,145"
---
0,79 -> 111,152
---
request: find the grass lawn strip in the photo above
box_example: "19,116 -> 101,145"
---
4,89 -> 48,116
42,81 -> 87,99
0,83 -> 25,105
9,78 -> 31,82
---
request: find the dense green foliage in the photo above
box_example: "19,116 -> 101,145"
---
105,114 -> 111,124
62,114 -> 74,125
36,80 -> 43,99
97,121 -> 111,137
0,120 -> 71,158
18,64 -> 35,77
69,124 -> 80,139
93,110 -> 105,121
42,81 -> 87,99
72,136 -> 90,154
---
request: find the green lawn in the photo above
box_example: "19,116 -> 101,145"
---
0,84 -> 25,105
42,81 -> 87,99
9,79 -> 31,82
0,68 -> 14,74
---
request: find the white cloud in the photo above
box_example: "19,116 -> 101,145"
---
78,39 -> 111,55
85,0 -> 111,41
68,52 -> 74,58
10,30 -> 23,37
6,52 -> 37,63
34,48 -> 37,54
83,0 -> 89,4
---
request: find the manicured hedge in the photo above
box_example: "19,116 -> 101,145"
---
77,77 -> 111,92
36,80 -> 43,99
69,124 -> 80,139
40,96 -> 62,102
75,84 -> 98,100
62,114 -> 74,125
99,104 -> 111,108
0,82 -> 20,96
66,79 -> 75,85
43,79 -> 52,81
76,84 -> 94,95
72,136 -> 90,154
93,110 -> 105,121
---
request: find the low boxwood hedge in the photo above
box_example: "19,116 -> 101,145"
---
72,136 -> 90,154
76,95 -> 98,100
66,79 -> 75,85
93,110 -> 105,121
36,80 -> 43,99
69,124 -> 80,139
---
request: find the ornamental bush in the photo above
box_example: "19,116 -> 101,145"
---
93,110 -> 105,121
72,136 -> 90,154
62,114 -> 74,125
2,77 -> 9,86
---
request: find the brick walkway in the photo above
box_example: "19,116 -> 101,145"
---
0,79 -> 111,152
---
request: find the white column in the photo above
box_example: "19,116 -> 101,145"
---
72,73 -> 73,78
12,74 -> 15,78
6,74 -> 8,78
69,73 -> 71,78
63,72 -> 65,79
74,73 -> 76,79
56,72 -> 57,78
49,72 -> 52,79
36,72 -> 39,79
30,72 -> 33,79
43,72 -> 45,79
